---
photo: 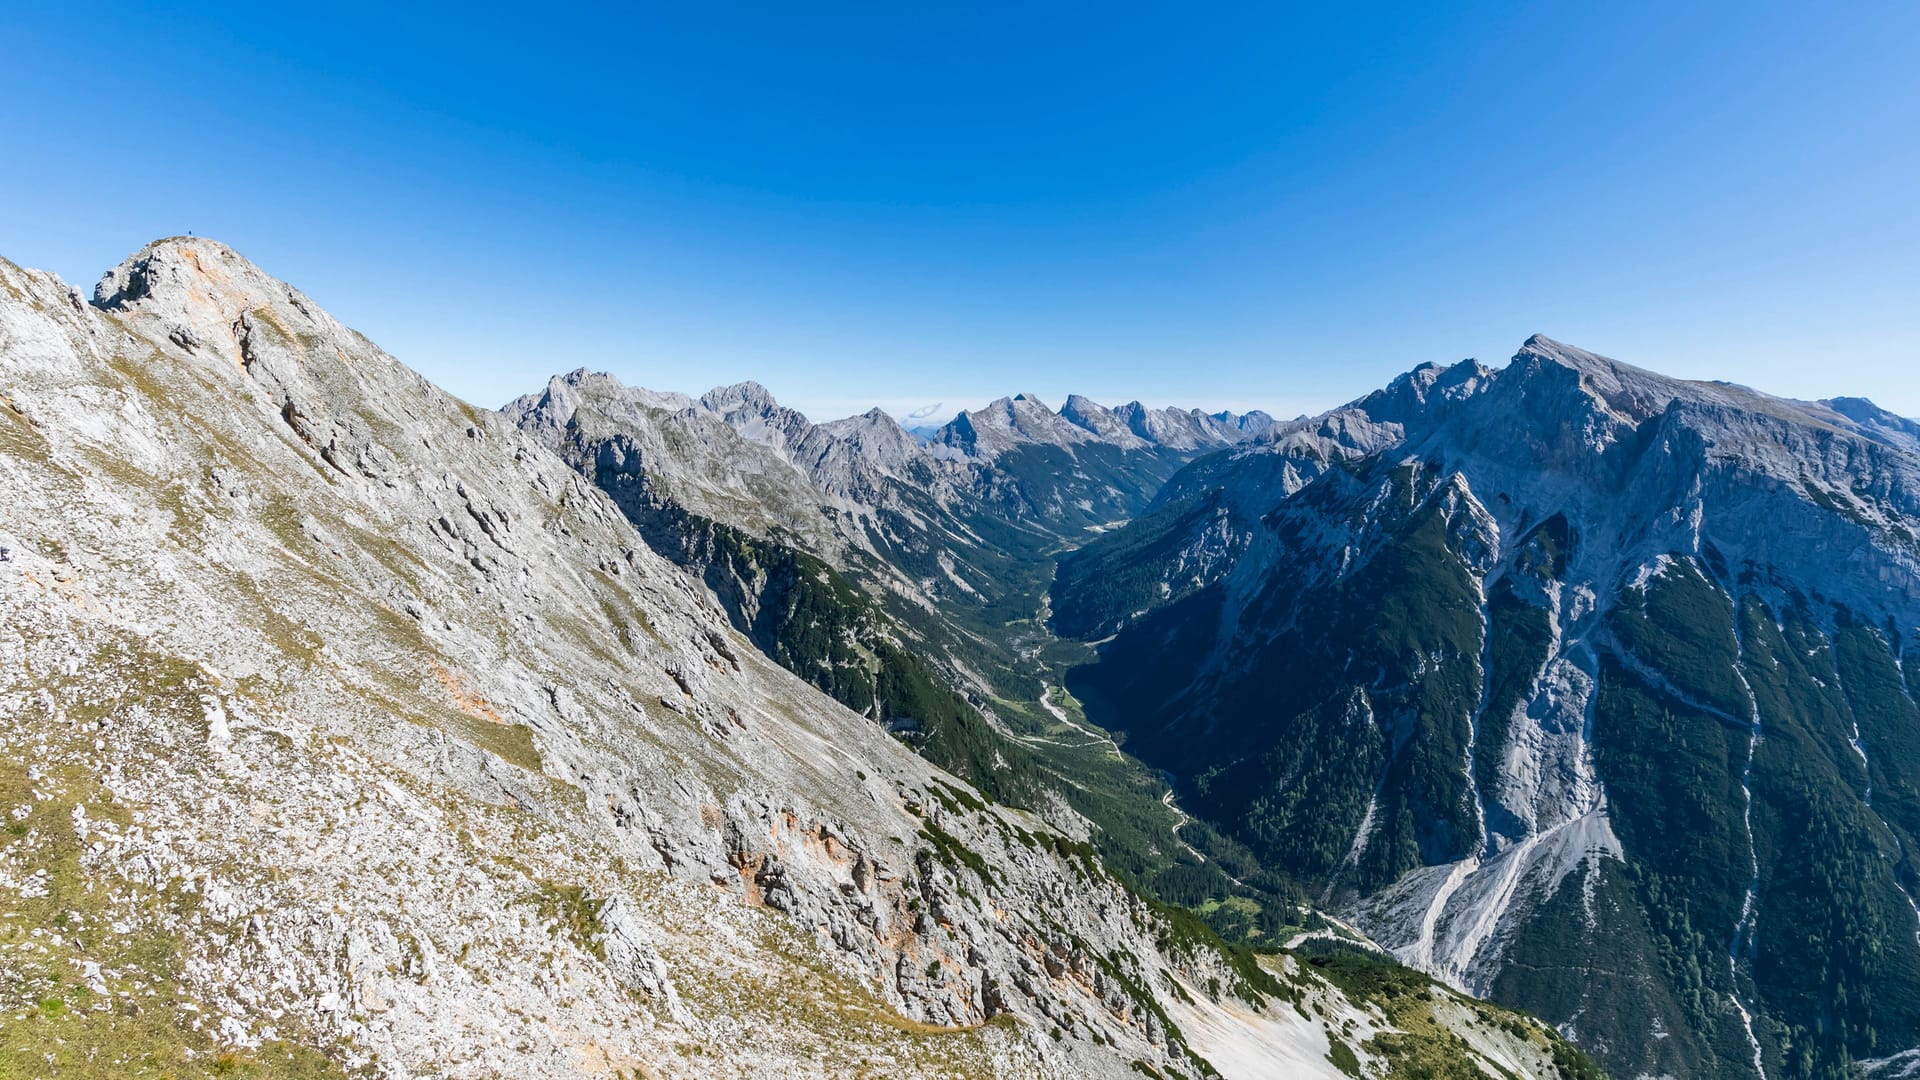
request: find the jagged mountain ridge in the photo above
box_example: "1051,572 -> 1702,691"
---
1058,334 -> 1920,1079
0,238 -> 1596,1078
507,370 -> 1274,556
926,391 -> 1268,462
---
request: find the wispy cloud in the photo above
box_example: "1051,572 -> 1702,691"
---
904,402 -> 943,421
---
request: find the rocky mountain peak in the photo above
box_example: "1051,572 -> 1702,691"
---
1504,334 -> 1680,424
1510,332 -> 1651,377
929,393 -> 1092,461
1212,408 -> 1278,437
811,407 -> 925,477
820,405 -> 910,437
699,379 -> 783,417
1061,394 -> 1150,448
89,237 -> 343,375
500,371 -> 591,440
693,380 -> 815,460
1823,395 -> 1920,453
501,370 -> 698,444
92,236 -> 257,311
1057,330 -> 1920,1079
939,390 -> 1270,461
1347,357 -> 1487,431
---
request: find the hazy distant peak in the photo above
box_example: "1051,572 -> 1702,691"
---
1211,408 -> 1277,437
502,370 -> 699,436
818,405 -> 912,439
698,379 -> 785,416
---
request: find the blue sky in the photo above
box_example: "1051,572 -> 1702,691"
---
3,3 -> 1917,422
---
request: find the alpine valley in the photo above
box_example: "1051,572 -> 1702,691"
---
2,237 -> 1912,1080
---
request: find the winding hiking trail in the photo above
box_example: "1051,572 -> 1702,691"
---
1163,788 -> 1209,863
1161,785 -> 1252,890
1031,685 -> 1247,893
1038,684 -> 1123,758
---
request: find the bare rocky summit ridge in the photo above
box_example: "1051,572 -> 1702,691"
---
506,369 -> 1271,543
926,392 -> 1263,463
1067,333 -> 1920,641
0,238 -> 1587,1078
503,367 -> 866,561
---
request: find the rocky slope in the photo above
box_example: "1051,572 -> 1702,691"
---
0,238 -> 1588,1078
1060,335 -> 1920,1079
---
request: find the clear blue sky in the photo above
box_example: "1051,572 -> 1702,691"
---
3,3 -> 1917,422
